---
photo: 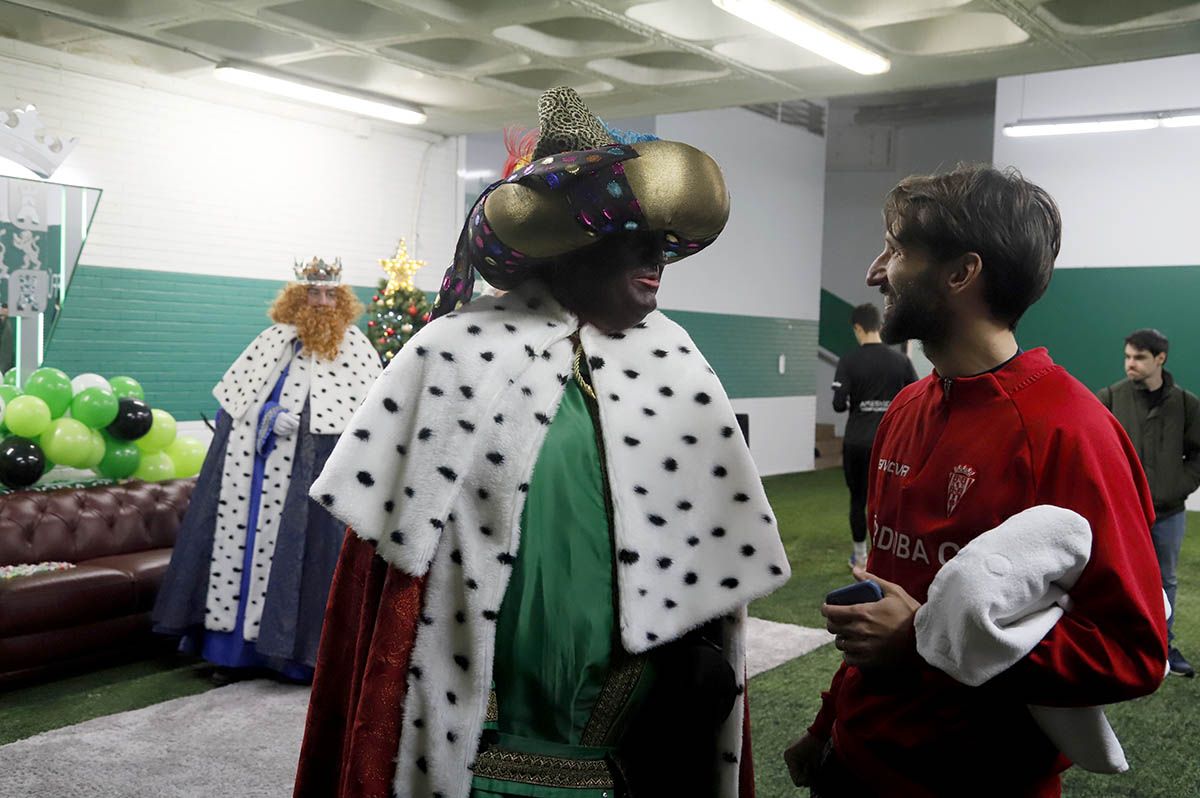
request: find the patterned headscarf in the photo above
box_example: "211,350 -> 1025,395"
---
432,87 -> 727,318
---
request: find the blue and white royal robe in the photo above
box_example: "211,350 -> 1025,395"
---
152,324 -> 380,673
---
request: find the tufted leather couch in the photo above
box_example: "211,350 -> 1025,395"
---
0,478 -> 195,684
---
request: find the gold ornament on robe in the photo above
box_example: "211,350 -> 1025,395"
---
380,238 -> 426,296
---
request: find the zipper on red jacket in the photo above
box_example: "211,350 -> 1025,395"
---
941,377 -> 953,400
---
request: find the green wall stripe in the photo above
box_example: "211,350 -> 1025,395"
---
43,266 -> 375,421
1018,265 -> 1200,393
662,310 -> 816,398
819,289 -> 857,359
42,266 -> 815,419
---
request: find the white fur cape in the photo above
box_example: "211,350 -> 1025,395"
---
310,281 -> 791,798
204,323 -> 380,637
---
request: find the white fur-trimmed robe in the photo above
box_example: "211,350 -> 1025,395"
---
311,281 -> 791,798
205,323 -> 380,638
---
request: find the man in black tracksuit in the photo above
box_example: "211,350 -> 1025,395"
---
1099,328 -> 1200,677
832,303 -> 917,567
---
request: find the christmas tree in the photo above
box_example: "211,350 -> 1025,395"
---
366,239 -> 431,363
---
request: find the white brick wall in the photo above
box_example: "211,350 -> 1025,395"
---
0,40 -> 460,290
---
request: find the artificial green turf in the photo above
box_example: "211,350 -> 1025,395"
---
0,652 -> 213,745
752,470 -> 1200,798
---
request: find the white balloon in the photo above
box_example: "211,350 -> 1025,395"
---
71,373 -> 113,395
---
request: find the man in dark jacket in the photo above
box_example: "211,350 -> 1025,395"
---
1100,328 -> 1200,677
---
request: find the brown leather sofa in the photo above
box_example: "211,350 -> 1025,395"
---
0,478 -> 195,684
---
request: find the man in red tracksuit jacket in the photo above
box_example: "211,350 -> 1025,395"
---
785,164 -> 1168,797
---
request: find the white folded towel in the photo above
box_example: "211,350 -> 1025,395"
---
914,505 -> 1140,774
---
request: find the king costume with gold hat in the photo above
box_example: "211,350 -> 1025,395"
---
294,88 -> 790,798
153,260 -> 381,681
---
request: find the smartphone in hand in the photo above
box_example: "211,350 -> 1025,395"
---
824,580 -> 884,606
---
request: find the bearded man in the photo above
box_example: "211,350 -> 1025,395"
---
784,165 -> 1167,797
153,259 -> 381,682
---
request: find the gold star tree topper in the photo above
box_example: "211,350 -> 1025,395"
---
380,238 -> 426,295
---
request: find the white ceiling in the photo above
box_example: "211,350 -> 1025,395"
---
2,0 -> 1198,134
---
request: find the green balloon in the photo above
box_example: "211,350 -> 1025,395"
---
133,450 -> 173,482
84,428 -> 106,469
3,368 -> 15,386
71,387 -> 120,429
0,386 -> 16,434
5,395 -> 52,438
135,408 -> 177,453
98,435 -> 140,479
24,368 -> 73,418
109,376 -> 145,401
165,435 -> 207,478
40,417 -> 94,468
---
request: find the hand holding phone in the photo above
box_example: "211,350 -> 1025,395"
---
824,579 -> 884,606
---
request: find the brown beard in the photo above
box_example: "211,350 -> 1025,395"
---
292,303 -> 350,361
268,283 -> 364,362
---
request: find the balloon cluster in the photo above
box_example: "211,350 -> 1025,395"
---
0,368 -> 207,490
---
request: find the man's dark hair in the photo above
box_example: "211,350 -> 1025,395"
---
851,303 -> 881,332
1126,328 -> 1169,358
883,163 -> 1062,330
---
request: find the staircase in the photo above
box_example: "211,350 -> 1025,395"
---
814,423 -> 843,471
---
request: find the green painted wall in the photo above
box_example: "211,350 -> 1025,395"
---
662,310 -> 816,398
820,266 -> 1200,394
819,289 -> 857,359
1018,265 -> 1200,393
42,266 -> 375,421
42,265 -> 816,419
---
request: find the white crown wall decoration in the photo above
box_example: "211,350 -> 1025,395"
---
1,105 -> 78,179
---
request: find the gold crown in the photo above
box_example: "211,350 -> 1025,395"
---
293,256 -> 342,285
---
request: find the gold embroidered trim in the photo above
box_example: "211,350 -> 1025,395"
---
580,652 -> 646,747
472,747 -> 614,788
486,689 -> 499,723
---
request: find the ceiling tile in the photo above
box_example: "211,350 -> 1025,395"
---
0,2 -> 101,45
381,36 -> 527,71
589,50 -> 728,85
400,0 -> 557,24
41,0 -> 193,24
713,36 -> 831,71
493,17 -> 649,57
624,0 -> 763,41
259,0 -> 430,41
865,12 -> 1030,55
283,53 -> 509,107
803,0 -> 971,29
1039,0 -> 1200,28
157,19 -> 314,59
481,68 -> 614,95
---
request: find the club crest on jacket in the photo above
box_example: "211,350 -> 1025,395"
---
947,464 -> 977,516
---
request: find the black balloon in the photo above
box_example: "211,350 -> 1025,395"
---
108,397 -> 154,441
0,436 -> 46,489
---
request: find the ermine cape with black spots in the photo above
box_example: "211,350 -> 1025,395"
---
311,280 -> 790,798
203,323 -> 379,636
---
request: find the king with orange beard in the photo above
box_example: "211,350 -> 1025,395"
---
153,259 -> 381,683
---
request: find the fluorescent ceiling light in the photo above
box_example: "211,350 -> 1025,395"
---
1003,108 -> 1200,137
457,169 -> 497,180
214,63 -> 426,126
1162,114 -> 1200,129
711,0 -> 890,75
